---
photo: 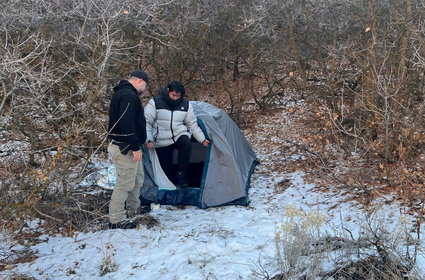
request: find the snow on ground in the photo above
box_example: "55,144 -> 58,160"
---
1,106 -> 424,279
2,171 -> 327,279
4,168 -> 420,280
4,162 -> 422,279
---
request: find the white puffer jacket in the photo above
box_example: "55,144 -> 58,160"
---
144,94 -> 206,148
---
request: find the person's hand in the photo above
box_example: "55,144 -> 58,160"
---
133,150 -> 142,162
146,141 -> 154,149
202,139 -> 210,147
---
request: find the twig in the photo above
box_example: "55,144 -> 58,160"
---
286,140 -> 328,167
33,206 -> 61,222
80,102 -> 130,174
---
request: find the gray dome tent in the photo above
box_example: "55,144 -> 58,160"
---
140,101 -> 259,208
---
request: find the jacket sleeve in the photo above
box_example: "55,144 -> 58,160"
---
144,99 -> 157,142
184,103 -> 206,143
118,95 -> 141,151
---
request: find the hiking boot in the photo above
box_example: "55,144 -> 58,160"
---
108,220 -> 137,229
127,205 -> 152,218
177,171 -> 190,188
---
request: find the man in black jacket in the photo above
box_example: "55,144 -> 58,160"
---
107,70 -> 149,229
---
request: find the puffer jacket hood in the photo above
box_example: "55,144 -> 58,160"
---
160,87 -> 185,109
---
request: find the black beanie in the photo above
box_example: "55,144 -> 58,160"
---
130,70 -> 149,84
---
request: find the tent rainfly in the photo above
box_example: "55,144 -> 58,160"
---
140,101 -> 259,208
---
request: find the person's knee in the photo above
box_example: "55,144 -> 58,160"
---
115,167 -> 138,192
178,135 -> 191,148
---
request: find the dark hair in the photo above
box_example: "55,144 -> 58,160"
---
167,81 -> 185,96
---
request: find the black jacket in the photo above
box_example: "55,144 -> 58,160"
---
108,80 -> 147,152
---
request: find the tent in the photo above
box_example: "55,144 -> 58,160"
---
140,101 -> 259,208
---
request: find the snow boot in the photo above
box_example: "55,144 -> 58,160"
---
108,220 -> 137,229
177,171 -> 190,188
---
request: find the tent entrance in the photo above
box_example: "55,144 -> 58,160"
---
169,140 -> 207,188
140,102 -> 258,208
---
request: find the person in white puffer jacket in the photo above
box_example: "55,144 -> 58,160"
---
145,81 -> 210,187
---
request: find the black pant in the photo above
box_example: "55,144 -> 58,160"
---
155,135 -> 191,180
